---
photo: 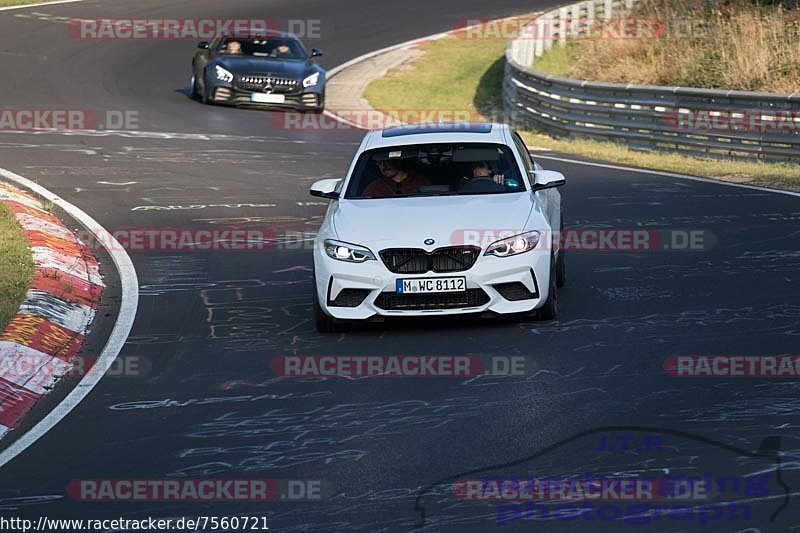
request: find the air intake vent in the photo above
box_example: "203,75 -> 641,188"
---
374,289 -> 489,310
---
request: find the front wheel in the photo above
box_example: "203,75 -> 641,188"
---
199,69 -> 213,105
556,247 -> 566,288
556,213 -> 566,287
312,276 -> 344,333
536,255 -> 559,321
190,72 -> 199,99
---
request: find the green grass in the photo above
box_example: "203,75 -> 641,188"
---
0,201 -> 34,332
364,35 -> 508,120
529,42 -> 576,77
362,27 -> 800,190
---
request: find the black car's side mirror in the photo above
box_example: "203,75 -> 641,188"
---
310,48 -> 323,58
197,41 -> 209,49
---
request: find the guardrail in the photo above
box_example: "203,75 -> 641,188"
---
503,0 -> 800,162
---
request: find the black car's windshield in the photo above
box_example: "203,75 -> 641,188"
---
219,37 -> 306,60
344,143 -> 526,199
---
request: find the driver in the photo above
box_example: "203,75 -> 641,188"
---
272,43 -> 292,57
461,161 -> 505,187
362,159 -> 430,198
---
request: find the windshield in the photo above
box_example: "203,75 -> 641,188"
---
219,37 -> 307,60
344,143 -> 526,199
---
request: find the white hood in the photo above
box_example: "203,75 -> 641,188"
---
331,194 -> 534,250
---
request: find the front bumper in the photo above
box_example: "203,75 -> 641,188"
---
208,85 -> 323,109
314,243 -> 552,320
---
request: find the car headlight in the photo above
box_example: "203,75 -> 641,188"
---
215,65 -> 234,83
303,72 -> 320,88
323,239 -> 375,263
484,231 -> 541,257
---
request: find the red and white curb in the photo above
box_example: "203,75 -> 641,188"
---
0,183 -> 104,439
0,168 -> 136,469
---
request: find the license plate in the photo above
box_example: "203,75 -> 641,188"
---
250,93 -> 285,104
396,277 -> 466,294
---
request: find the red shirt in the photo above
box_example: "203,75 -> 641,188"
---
362,171 -> 430,198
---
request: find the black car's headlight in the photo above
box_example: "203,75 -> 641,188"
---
323,239 -> 375,263
215,65 -> 234,83
484,231 -> 541,257
303,72 -> 321,88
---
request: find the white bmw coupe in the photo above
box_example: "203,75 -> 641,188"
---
309,123 -> 565,332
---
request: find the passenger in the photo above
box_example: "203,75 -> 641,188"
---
226,41 -> 242,55
362,159 -> 430,197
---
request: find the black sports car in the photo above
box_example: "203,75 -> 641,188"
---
190,32 -> 325,111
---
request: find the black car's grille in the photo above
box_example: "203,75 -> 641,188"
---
375,289 -> 489,311
494,282 -> 537,301
380,247 -> 481,274
328,289 -> 370,308
236,76 -> 298,93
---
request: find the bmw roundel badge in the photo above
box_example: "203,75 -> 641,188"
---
424,238 -> 435,246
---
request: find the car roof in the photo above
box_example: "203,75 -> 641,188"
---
362,122 -> 511,150
220,30 -> 299,40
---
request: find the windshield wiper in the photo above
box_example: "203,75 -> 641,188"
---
400,191 -> 457,197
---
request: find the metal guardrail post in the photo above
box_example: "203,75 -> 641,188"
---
541,17 -> 552,55
558,7 -> 569,43
533,17 -> 544,57
604,0 -> 613,18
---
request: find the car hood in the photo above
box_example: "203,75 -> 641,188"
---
216,57 -> 313,78
331,194 -> 535,250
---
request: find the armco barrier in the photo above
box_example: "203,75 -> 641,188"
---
503,0 -> 800,162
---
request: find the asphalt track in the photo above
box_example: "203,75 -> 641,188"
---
0,0 -> 799,531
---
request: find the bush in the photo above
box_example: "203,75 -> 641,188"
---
536,0 -> 800,92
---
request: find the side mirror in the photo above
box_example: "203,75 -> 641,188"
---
310,178 -> 341,199
310,48 -> 324,58
530,170 -> 566,191
197,41 -> 209,49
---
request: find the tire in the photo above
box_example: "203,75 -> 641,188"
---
312,275 -> 343,333
190,73 -> 200,99
556,249 -> 566,288
536,255 -> 559,321
199,69 -> 212,105
556,215 -> 566,288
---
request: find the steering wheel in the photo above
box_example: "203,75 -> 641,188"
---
459,177 -> 505,193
